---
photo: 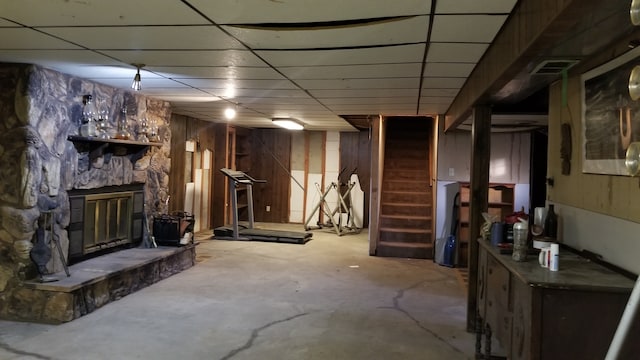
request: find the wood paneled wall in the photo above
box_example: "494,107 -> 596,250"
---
340,130 -> 371,227
169,114 -> 217,221
251,129 -> 292,223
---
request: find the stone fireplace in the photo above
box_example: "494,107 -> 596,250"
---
0,64 -> 177,322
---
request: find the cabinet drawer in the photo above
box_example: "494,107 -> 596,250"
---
485,255 -> 512,348
487,256 -> 510,307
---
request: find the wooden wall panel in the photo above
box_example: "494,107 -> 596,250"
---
169,114 -> 187,214
169,115 -> 219,226
212,123 -> 230,228
251,129 -> 292,223
340,131 -> 371,227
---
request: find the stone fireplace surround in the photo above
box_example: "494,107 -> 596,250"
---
0,64 -> 194,323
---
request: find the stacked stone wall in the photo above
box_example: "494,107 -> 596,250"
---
0,64 -> 172,320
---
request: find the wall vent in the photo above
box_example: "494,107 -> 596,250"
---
531,59 -> 579,75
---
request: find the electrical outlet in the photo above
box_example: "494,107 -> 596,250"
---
266,205 -> 271,212
449,167 -> 455,177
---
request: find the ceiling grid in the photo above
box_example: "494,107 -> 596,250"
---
0,0 -> 517,130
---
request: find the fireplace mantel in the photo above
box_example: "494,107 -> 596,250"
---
68,135 -> 163,159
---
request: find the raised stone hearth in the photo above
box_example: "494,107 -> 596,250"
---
13,244 -> 196,323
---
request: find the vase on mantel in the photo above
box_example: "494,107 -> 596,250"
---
115,107 -> 131,140
80,95 -> 98,137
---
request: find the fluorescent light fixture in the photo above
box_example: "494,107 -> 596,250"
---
272,117 -> 304,130
131,63 -> 144,91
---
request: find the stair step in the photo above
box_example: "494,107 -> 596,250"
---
380,227 -> 431,234
379,227 -> 432,243
379,218 -> 432,230
382,190 -> 430,202
380,214 -> 430,220
382,180 -> 430,192
376,241 -> 433,259
381,203 -> 431,216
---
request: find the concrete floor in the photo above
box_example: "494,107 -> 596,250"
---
0,224 -> 475,360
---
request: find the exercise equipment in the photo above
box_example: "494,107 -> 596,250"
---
303,170 -> 361,236
213,168 -> 312,244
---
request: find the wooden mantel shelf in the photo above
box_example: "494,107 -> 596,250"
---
68,135 -> 162,147
68,135 -> 162,161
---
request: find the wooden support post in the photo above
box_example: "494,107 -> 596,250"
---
467,105 -> 491,331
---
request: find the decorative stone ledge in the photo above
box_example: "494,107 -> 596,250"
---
3,244 -> 197,324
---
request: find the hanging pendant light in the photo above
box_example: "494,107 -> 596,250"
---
131,64 -> 144,91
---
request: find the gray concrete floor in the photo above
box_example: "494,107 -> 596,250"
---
0,224 -> 474,360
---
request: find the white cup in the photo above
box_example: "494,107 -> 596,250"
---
539,247 -> 552,268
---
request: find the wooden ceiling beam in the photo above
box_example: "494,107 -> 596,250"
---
444,0 -> 613,131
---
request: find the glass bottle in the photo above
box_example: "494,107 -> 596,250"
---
96,98 -> 111,139
80,95 -> 98,137
512,218 -> 528,262
115,107 -> 131,140
137,117 -> 149,142
544,204 -> 558,239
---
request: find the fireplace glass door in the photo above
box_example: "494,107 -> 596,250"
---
84,192 -> 133,253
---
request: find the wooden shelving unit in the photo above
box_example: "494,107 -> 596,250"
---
457,182 -> 514,267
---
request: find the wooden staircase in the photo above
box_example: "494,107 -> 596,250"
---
376,119 -> 433,259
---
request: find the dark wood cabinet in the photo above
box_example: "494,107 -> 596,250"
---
477,239 -> 639,360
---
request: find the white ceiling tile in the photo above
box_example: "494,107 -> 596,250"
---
329,104 -> 416,112
100,50 -> 267,67
311,89 -> 419,98
436,0 -> 517,14
52,64 -> 160,79
150,66 -> 283,80
431,15 -> 508,43
424,63 -> 475,78
418,103 -> 450,114
0,50 -> 122,68
221,16 -> 429,49
422,77 -> 466,89
257,44 -> 425,66
234,97 -> 319,105
247,104 -> 328,112
419,96 -> 454,104
426,43 -> 489,63
296,78 -> 419,90
421,88 -> 460,97
178,79 -> 298,90
43,26 -> 244,50
309,89 -> 418,97
230,89 -> 310,98
321,97 -> 417,105
86,77 -> 189,89
0,19 -> 18,26
0,28 -> 81,49
279,63 -> 422,79
2,0 -> 207,26
189,0 -> 431,23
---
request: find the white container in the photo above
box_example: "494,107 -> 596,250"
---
549,243 -> 559,271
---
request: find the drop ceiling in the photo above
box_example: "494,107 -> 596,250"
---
0,0 -> 518,131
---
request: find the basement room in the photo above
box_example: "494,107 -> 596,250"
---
0,0 -> 639,359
